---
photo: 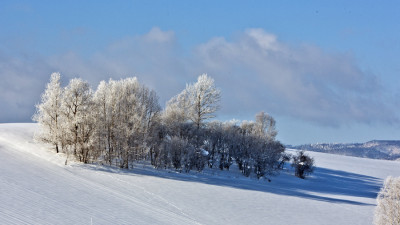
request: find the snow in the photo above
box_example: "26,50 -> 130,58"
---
1,123 -> 400,225
200,148 -> 209,156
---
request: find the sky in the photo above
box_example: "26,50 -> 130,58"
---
1,0 -> 400,145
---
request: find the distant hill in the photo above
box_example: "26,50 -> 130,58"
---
291,140 -> 400,160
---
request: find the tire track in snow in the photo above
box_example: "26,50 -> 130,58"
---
64,166 -> 202,225
101,170 -> 202,225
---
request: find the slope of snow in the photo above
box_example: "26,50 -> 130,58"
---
1,123 -> 400,225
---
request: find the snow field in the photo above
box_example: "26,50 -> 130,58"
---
1,123 -> 400,224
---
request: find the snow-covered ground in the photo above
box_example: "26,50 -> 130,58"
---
1,123 -> 400,225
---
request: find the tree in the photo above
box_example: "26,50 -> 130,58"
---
137,85 -> 162,162
91,78 -> 162,168
92,80 -> 112,164
164,96 -> 188,134
33,72 -> 63,153
61,78 -> 94,163
167,74 -> 221,129
34,73 -> 289,179
374,176 -> 400,225
291,150 -> 314,179
189,74 -> 221,128
110,77 -> 142,168
255,111 -> 277,141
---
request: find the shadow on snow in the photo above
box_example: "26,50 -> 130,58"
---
78,163 -> 381,206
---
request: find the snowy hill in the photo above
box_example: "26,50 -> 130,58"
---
1,123 -> 400,225
292,140 -> 400,160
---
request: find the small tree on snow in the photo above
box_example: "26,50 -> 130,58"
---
291,150 -> 314,179
374,176 -> 400,225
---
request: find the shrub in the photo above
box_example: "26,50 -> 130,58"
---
291,151 -> 314,179
374,176 -> 400,225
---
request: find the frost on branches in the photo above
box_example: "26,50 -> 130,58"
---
374,176 -> 400,225
33,72 -> 62,153
166,73 -> 221,128
34,73 -> 287,179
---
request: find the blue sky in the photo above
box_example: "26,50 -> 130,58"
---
1,0 -> 400,145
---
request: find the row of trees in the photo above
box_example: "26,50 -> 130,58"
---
33,73 -> 287,178
154,113 -> 286,178
33,73 -> 161,167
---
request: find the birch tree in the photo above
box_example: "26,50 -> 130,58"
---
255,111 -> 277,141
33,72 -> 63,153
61,78 -> 94,163
92,78 -> 162,168
92,80 -> 112,164
167,74 -> 221,129
189,74 -> 221,128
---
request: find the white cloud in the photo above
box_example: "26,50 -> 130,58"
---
0,27 -> 397,126
45,27 -> 188,105
0,53 -> 55,122
192,28 -> 396,125
245,28 -> 279,51
143,27 -> 175,43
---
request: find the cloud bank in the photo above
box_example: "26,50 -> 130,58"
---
0,27 -> 397,126
193,28 -> 394,125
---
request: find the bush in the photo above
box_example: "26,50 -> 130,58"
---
291,151 -> 314,179
374,176 -> 400,225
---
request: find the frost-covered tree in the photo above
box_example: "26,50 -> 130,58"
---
160,74 -> 221,170
92,78 -> 161,168
374,176 -> 400,225
218,121 -> 238,170
33,72 -> 63,153
138,86 -> 162,158
203,121 -> 223,169
61,78 -> 94,163
235,120 -> 256,176
253,140 -> 285,178
140,87 -> 162,165
224,112 -> 286,178
167,74 -> 221,129
164,97 -> 188,135
92,80 -> 112,164
34,73 -> 288,178
189,74 -> 221,128
110,78 -> 142,168
255,111 -> 277,141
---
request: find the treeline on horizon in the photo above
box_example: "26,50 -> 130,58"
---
33,73 -> 288,178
